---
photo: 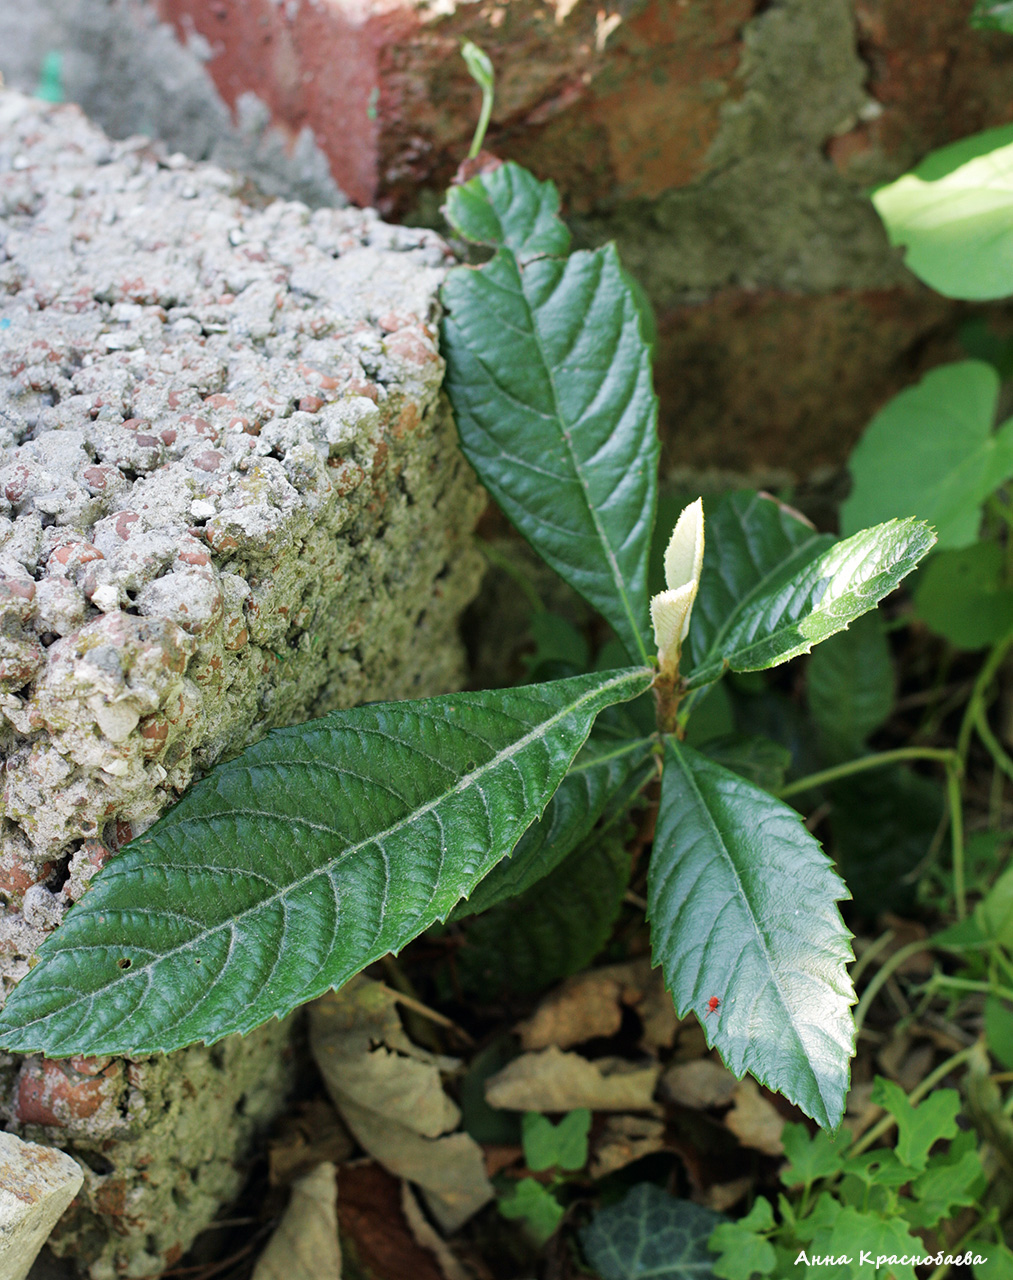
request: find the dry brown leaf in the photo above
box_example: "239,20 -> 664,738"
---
338,1164 -> 445,1280
310,981 -> 460,1136
661,1060 -> 737,1110
336,1096 -> 492,1233
589,1115 -> 666,1178
704,1177 -> 752,1213
517,959 -> 680,1054
724,1079 -> 784,1156
484,1046 -> 660,1113
309,979 -> 493,1233
252,1162 -> 340,1280
400,1182 -> 473,1280
517,972 -> 625,1050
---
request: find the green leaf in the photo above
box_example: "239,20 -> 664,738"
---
837,1149 -> 912,1190
803,1205 -> 922,1279
524,610 -> 591,674
842,361 -> 1011,549
521,1108 -> 590,1171
986,997 -> 1013,1070
872,126 -> 1013,299
908,1129 -> 985,1228
869,1078 -> 960,1171
827,766 -> 943,917
649,739 -> 855,1129
975,865 -> 1013,948
960,317 -> 1013,378
499,1177 -> 564,1245
914,542 -> 1013,649
687,492 -> 832,677
442,240 -> 659,665
807,610 -> 894,758
709,1199 -> 776,1280
976,1242 -> 1013,1279
457,819 -> 632,994
698,735 -> 792,792
780,1122 -> 852,1187
971,0 -> 1013,32
452,731 -> 655,919
0,667 -> 651,1057
581,1184 -> 725,1280
685,495 -> 933,690
444,161 -> 571,262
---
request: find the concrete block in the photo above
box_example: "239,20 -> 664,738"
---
0,89 -> 484,1277
0,1132 -> 83,1280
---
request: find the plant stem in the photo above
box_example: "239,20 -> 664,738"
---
946,761 -> 967,921
975,703 -> 1013,786
957,630 -> 1013,766
461,41 -> 496,158
778,748 -> 959,800
853,939 -> 933,1035
919,973 -> 1013,1004
850,929 -> 896,988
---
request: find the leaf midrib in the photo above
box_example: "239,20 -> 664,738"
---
517,247 -> 651,664
667,742 -> 827,1117
44,668 -> 652,994
689,521 -> 828,681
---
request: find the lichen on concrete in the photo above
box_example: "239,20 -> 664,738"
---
574,0 -> 904,306
0,89 -> 484,1276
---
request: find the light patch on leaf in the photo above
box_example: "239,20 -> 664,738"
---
651,497 -> 704,679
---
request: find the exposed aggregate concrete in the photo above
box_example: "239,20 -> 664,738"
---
0,90 -> 485,1276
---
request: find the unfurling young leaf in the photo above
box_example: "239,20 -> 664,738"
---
651,498 -> 704,681
0,668 -> 651,1057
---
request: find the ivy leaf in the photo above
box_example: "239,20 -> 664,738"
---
870,1078 -> 960,1171
871,124 -> 1013,300
452,731 -> 655,919
457,820 -> 632,994
649,739 -> 855,1129
841,361 -> 1012,549
685,517 -> 934,690
581,1184 -> 725,1280
0,668 -> 651,1057
444,162 -> 571,262
441,238 -> 659,665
